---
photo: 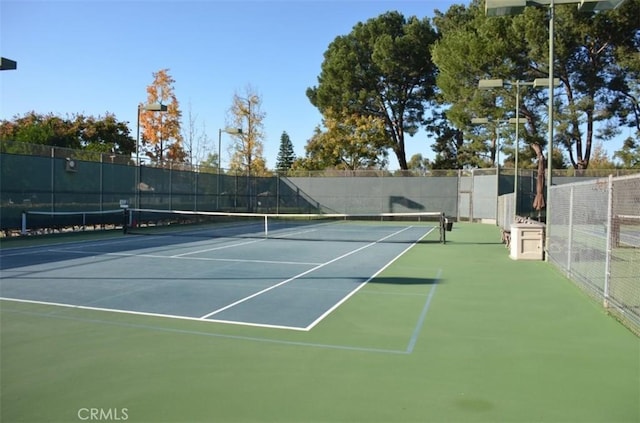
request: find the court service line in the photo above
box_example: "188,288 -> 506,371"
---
304,226 -> 437,331
169,238 -> 266,257
42,249 -> 322,266
199,226 -> 415,320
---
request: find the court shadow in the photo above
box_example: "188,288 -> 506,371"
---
444,241 -> 504,245
367,276 -> 440,285
388,196 -> 425,211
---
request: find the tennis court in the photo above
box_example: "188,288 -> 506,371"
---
1,221 -> 638,423
1,214 -> 442,331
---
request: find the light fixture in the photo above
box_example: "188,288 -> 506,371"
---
478,78 -> 560,220
217,127 -> 242,209
484,0 -> 627,260
0,57 -> 17,71
135,102 -> 168,208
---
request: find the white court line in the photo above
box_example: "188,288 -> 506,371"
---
3,225 -> 436,333
170,238 -> 265,257
405,268 -> 441,353
40,249 -> 322,266
271,228 -> 319,238
1,225 -> 439,337
0,297 -> 307,331
199,226 -> 415,320
0,235 -> 164,258
304,226 -> 437,331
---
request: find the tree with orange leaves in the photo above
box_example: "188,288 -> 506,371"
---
139,68 -> 184,164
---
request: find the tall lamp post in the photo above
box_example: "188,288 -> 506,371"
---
471,117 -> 504,167
136,102 -> 168,166
217,127 -> 242,209
484,0 -> 627,260
471,117 -> 516,221
478,78 -> 559,220
135,102 -> 168,208
237,95 -> 257,211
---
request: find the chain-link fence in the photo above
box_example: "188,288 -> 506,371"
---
548,174 -> 640,335
1,141 -> 466,233
3,140 -> 639,334
0,141 -> 325,232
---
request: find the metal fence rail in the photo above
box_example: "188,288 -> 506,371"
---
547,174 -> 640,335
3,140 -> 639,334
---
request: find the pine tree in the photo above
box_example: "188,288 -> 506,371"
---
276,131 -> 296,172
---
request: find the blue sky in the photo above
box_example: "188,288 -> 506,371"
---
1,0 -> 465,169
1,0 -> 632,169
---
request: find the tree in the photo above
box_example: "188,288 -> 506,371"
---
227,86 -> 268,176
0,112 -> 80,148
588,141 -> 616,169
431,0 -> 640,210
298,110 -> 389,171
427,111 -> 485,169
0,112 -> 134,155
275,131 -> 296,172
290,128 -> 330,172
198,152 -> 219,173
79,113 -> 135,155
307,11 -> 439,170
182,102 -> 211,166
613,137 -> 640,168
548,1 -> 640,170
407,154 -> 431,173
140,68 -> 184,163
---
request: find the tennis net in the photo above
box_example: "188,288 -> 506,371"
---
125,208 -> 449,243
21,209 -> 125,235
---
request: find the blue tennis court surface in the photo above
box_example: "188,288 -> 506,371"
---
0,221 -> 439,330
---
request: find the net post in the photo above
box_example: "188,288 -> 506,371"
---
264,214 -> 268,238
21,211 -> 27,235
440,212 -> 446,244
122,208 -> 129,234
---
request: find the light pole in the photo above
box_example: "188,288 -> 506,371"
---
136,102 -> 168,166
472,115 -> 533,223
478,78 -> 559,220
237,95 -> 257,211
471,117 -> 503,167
471,116 -> 514,222
484,0 -> 627,259
135,102 -> 167,208
217,127 -> 242,209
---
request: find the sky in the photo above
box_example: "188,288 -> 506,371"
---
1,0 -> 466,170
1,0 -> 633,170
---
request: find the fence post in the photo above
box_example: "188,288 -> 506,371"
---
50,147 -> 55,213
100,153 -> 104,212
603,174 -> 614,309
21,212 -> 27,235
567,186 -> 574,273
194,167 -> 198,212
169,161 -> 173,210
